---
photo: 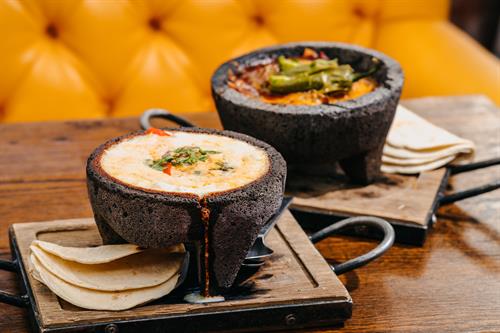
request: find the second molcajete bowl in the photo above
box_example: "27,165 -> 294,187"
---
211,42 -> 404,184
86,124 -> 286,291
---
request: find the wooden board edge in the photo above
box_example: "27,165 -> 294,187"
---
276,211 -> 351,300
8,227 -> 45,333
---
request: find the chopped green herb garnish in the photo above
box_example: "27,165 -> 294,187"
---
211,161 -> 234,172
147,146 -> 219,171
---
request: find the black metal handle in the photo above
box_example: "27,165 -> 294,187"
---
440,157 -> 500,205
448,157 -> 500,175
140,108 -> 196,130
0,259 -> 29,308
309,216 -> 395,275
439,180 -> 500,205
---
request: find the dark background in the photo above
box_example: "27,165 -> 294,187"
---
451,0 -> 500,56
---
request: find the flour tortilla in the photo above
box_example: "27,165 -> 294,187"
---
383,142 -> 474,160
30,254 -> 181,311
30,244 -> 185,291
32,240 -> 144,264
382,153 -> 442,166
387,105 -> 474,151
381,148 -> 469,165
382,155 -> 456,174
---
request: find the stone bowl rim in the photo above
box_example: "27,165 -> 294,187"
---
211,41 -> 404,117
86,127 -> 285,203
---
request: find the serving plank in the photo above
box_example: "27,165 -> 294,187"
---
288,169 -> 447,245
9,211 -> 351,332
290,169 -> 446,226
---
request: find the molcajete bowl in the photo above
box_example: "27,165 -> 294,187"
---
211,42 -> 403,184
86,126 -> 286,289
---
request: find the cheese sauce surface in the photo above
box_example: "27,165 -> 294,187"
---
100,131 -> 269,196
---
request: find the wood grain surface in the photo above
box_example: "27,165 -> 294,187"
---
0,96 -> 499,333
289,168 -> 447,227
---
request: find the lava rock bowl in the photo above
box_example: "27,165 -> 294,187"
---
212,42 -> 404,184
86,127 -> 286,289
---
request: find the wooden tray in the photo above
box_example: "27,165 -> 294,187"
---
5,211 -> 352,333
287,169 -> 448,246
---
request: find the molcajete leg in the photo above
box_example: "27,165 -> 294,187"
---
95,214 -> 126,244
339,145 -> 384,185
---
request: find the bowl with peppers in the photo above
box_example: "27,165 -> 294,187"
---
211,42 -> 403,184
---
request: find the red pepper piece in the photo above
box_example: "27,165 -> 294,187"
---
319,51 -> 329,60
145,127 -> 170,136
302,47 -> 318,59
163,163 -> 172,175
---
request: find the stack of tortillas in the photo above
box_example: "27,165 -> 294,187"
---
29,240 -> 186,311
381,105 -> 475,174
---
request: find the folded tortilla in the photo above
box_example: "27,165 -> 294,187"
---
383,142 -> 474,160
382,105 -> 475,174
32,240 -> 144,264
382,154 -> 443,166
30,254 -> 181,311
30,244 -> 184,291
386,105 -> 474,151
381,155 -> 456,174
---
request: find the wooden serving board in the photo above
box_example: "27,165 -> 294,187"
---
288,168 -> 448,246
9,211 -> 351,333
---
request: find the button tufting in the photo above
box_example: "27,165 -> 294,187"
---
352,6 -> 367,19
46,23 -> 59,38
103,98 -> 115,115
2,0 -> 499,122
253,15 -> 265,26
148,17 -> 162,31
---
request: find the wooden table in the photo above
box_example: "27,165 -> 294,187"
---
0,95 -> 499,333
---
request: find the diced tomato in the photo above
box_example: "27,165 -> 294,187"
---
302,48 -> 318,59
145,127 -> 170,136
319,51 -> 329,60
162,163 -> 172,175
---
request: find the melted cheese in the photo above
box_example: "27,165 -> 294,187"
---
100,131 -> 269,196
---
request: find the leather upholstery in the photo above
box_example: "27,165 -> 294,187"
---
1,0 -> 499,122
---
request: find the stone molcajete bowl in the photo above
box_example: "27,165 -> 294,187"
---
212,42 -> 404,184
86,114 -> 286,291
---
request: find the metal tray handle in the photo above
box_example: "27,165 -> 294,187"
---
140,108 -> 196,129
0,258 -> 28,308
439,157 -> 500,205
309,216 -> 395,275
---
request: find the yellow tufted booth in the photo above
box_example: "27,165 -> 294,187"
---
1,0 -> 499,122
